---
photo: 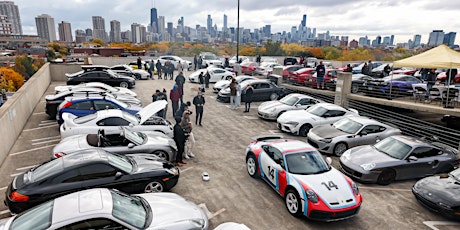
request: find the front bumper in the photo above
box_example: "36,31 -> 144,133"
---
412,187 -> 460,220
307,205 -> 361,222
277,122 -> 299,134
339,161 -> 379,183
307,136 -> 334,154
217,94 -> 230,103
258,110 -> 277,120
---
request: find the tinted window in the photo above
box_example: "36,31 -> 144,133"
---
68,101 -> 93,110
74,113 -> 98,124
285,151 -> 329,174
111,191 -> 147,228
79,164 -> 117,180
11,201 -> 53,229
93,100 -> 119,110
57,218 -> 126,230
362,125 -> 385,134
97,117 -> 130,126
51,169 -> 80,183
33,159 -> 64,182
374,137 -> 412,160
411,147 -> 440,158
259,83 -> 270,89
298,98 -> 315,105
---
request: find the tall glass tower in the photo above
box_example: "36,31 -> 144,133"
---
150,8 -> 158,33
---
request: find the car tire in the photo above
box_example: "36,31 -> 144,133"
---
120,82 -> 129,88
298,124 -> 312,137
351,84 -> 359,93
377,169 -> 396,185
152,150 -> 169,161
246,154 -> 258,178
144,180 -> 165,193
285,189 -> 302,217
333,142 -> 348,157
269,93 -> 279,101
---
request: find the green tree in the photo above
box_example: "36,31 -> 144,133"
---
322,47 -> 342,60
263,40 -> 284,56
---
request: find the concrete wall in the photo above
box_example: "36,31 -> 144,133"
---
0,63 -> 51,163
49,63 -> 85,82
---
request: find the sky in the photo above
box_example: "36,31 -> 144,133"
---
10,0 -> 460,45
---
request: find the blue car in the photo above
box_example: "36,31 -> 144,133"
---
56,96 -> 143,124
365,74 -> 422,97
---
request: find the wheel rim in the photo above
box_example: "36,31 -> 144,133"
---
247,157 -> 256,175
334,143 -> 347,156
299,125 -> 310,136
145,181 -> 163,193
351,85 -> 359,93
120,82 -> 128,88
286,192 -> 299,213
153,151 -> 168,161
270,93 -> 278,101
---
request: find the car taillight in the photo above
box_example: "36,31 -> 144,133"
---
9,191 -> 29,202
54,152 -> 66,158
60,101 -> 72,109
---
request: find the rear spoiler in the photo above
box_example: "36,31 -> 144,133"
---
251,134 -> 284,142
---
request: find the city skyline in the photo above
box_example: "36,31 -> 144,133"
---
4,0 -> 460,45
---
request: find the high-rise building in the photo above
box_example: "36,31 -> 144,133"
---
131,23 -> 141,43
92,16 -> 107,41
301,14 -> 306,27
150,8 -> 158,33
389,35 -> 395,46
35,14 -> 56,42
167,22 -> 173,38
0,15 -> 12,35
58,21 -> 72,42
75,29 -> 86,43
443,32 -> 456,48
180,16 -> 184,33
263,25 -> 271,38
413,34 -> 421,47
222,14 -> 227,38
110,20 -> 121,42
428,30 -> 444,47
158,16 -> 165,35
0,1 -> 22,35
207,15 -> 212,35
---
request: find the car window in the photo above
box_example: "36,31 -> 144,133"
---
32,159 -> 64,182
68,101 -> 93,110
78,163 -> 117,180
111,190 -> 147,228
259,83 -> 270,89
57,218 -> 126,230
111,66 -> 124,71
272,149 -> 285,168
328,110 -> 346,117
74,113 -> 98,124
298,98 -> 314,105
362,125 -> 385,134
93,100 -> 119,110
411,147 -> 441,158
11,200 -> 53,230
262,145 -> 274,159
51,169 -> 80,183
215,69 -> 224,73
97,117 -> 130,126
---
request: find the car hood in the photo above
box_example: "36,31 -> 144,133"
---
278,110 -> 316,123
137,101 -> 168,124
133,69 -> 149,75
115,95 -> 142,106
129,154 -> 174,173
293,168 -> 357,208
414,174 -> 460,207
342,145 -> 399,166
310,125 -> 349,139
214,80 -> 231,88
145,132 -> 177,150
259,101 -> 284,110
138,193 -> 207,228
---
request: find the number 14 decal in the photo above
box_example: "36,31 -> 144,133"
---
321,181 -> 338,191
267,166 -> 275,180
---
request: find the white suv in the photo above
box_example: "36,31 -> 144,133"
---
157,55 -> 192,70
200,52 -> 222,68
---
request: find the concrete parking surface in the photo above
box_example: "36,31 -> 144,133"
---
0,74 -> 459,230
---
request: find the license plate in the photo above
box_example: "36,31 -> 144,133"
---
368,86 -> 373,90
309,79 -> 313,82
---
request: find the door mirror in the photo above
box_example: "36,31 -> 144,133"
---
129,123 -> 134,128
295,104 -> 301,107
128,143 -> 135,148
326,157 -> 332,165
360,131 -> 368,136
115,172 -> 123,179
408,156 -> 418,161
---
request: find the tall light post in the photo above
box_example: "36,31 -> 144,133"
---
236,0 -> 240,62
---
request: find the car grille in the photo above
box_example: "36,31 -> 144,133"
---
307,138 -> 319,148
340,162 -> 362,178
309,206 -> 360,220
413,191 -> 444,212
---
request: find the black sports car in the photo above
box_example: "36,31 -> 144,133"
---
217,79 -> 285,103
325,74 -> 374,93
66,69 -> 135,89
4,148 -> 179,214
412,168 -> 460,220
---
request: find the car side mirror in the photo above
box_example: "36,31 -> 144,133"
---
295,104 -> 301,107
326,157 -> 332,165
128,143 -> 135,148
408,156 -> 418,161
360,131 -> 368,136
129,123 -> 134,128
115,172 -> 123,179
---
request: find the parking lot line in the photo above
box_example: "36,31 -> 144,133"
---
242,116 -> 258,120
32,136 -> 61,142
0,187 -> 6,191
32,139 -> 61,146
38,123 -> 58,127
423,221 -> 460,230
23,124 -> 59,131
209,208 -> 226,220
180,167 -> 194,173
33,112 -> 45,115
10,145 -> 56,156
269,129 -> 282,134
359,186 -> 411,192
40,120 -> 56,124
10,172 -> 23,177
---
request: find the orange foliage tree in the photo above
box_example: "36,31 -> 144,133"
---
0,67 -> 24,92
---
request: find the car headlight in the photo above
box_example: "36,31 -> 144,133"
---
360,162 -> 376,171
270,108 -> 277,112
320,138 -> 332,143
285,121 -> 299,126
341,149 -> 351,160
306,189 -> 318,203
165,168 -> 179,175
352,182 -> 359,195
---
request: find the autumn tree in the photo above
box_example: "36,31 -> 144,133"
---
281,43 -> 305,56
338,47 -> 373,61
0,67 -> 24,91
307,48 -> 325,59
239,46 -> 255,56
322,47 -> 342,60
263,40 -> 284,56
92,38 -> 104,46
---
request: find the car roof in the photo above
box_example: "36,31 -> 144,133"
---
62,149 -> 108,168
243,79 -> 272,84
389,135 -> 432,148
313,102 -> 346,110
53,188 -> 113,225
64,95 -> 118,102
285,93 -> 316,99
265,139 -> 317,155
344,116 -> 389,126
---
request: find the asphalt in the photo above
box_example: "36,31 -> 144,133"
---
0,72 -> 459,230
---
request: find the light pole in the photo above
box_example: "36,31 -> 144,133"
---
236,0 -> 240,62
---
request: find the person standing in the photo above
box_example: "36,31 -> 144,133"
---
193,55 -> 198,70
256,54 -> 261,66
198,56 -> 203,69
425,68 -> 437,103
383,64 -> 391,77
316,61 -> 326,89
169,62 -> 175,80
161,88 -> 168,119
198,72 -> 204,88
170,84 -> 180,118
367,60 -> 373,76
148,60 -> 155,79
224,57 -> 229,68
156,61 -> 162,79
177,61 -> 184,73
244,83 -> 254,112
235,82 -> 242,109
361,62 -> 368,75
175,72 -> 186,104
181,111 -> 195,159
345,64 -> 353,72
193,91 -> 205,126
229,78 -> 237,109
164,61 -> 169,80
204,71 -> 210,88
173,116 -> 187,166
137,56 -> 142,69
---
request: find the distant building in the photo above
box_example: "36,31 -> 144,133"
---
0,1 -> 22,35
92,16 -> 107,42
349,39 -> 358,48
0,15 -> 12,35
35,14 -> 56,42
413,34 -> 421,48
75,29 -> 86,43
0,35 -> 47,51
428,30 -> 444,47
109,20 -> 121,42
443,32 -> 456,48
58,21 -> 72,42
150,8 -> 158,33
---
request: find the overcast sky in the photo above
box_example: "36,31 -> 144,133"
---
12,0 -> 460,44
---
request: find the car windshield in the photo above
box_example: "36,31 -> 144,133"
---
123,128 -> 145,145
32,158 -> 64,182
11,200 -> 53,230
306,105 -> 327,117
373,137 -> 412,160
107,153 -> 133,172
111,190 -> 148,229
279,95 -> 299,106
74,113 -> 98,124
285,151 -> 330,175
203,54 -> 217,60
333,118 -> 363,134
450,168 -> 460,182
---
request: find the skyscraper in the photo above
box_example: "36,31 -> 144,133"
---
75,29 -> 86,43
131,23 -> 141,43
0,15 -> 12,35
167,22 -> 173,38
158,16 -> 165,35
58,21 -> 72,42
92,16 -> 107,41
150,7 -> 158,33
301,14 -> 306,27
413,34 -> 421,47
110,20 -> 121,42
207,15 -> 212,34
0,1 -> 22,35
35,14 -> 56,42
443,32 -> 456,48
223,14 -> 227,38
428,30 -> 444,47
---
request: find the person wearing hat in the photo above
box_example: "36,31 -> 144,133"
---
193,91 -> 205,126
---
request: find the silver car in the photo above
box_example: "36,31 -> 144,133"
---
257,93 -> 322,120
0,188 -> 208,230
339,135 -> 459,185
308,116 -> 401,156
53,127 -> 177,161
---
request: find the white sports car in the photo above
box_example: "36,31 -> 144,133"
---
257,93 -> 322,120
111,64 -> 150,80
188,67 -> 235,83
277,103 -> 359,136
212,75 -> 256,93
55,82 -> 137,97
60,100 -> 172,139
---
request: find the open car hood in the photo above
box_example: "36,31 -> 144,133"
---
137,100 -> 168,124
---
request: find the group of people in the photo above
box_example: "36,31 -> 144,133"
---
361,60 -> 374,76
228,78 -> 254,112
197,72 -> 211,89
193,55 -> 203,70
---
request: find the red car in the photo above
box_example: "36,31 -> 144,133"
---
241,62 -> 258,75
436,72 -> 460,83
282,65 -> 304,80
304,69 -> 339,88
288,68 -> 316,85
391,68 -> 417,76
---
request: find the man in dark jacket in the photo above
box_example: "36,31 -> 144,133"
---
193,91 -> 205,126
156,61 -> 163,79
204,71 -> 210,88
170,84 -> 180,117
175,72 -> 186,104
244,83 -> 254,112
173,116 -> 187,166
